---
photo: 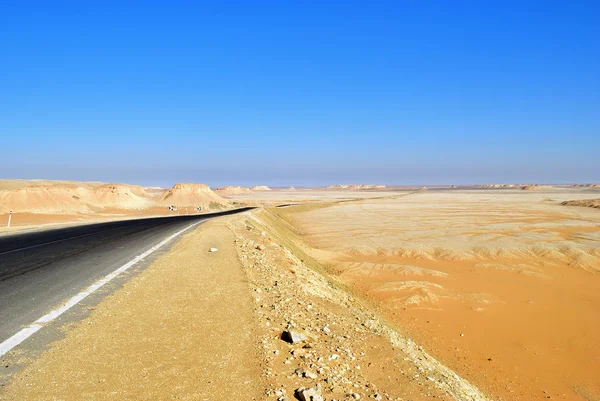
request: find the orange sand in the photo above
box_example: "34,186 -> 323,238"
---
282,190 -> 600,401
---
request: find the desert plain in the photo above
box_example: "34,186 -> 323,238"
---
224,185 -> 600,401
1,180 -> 599,401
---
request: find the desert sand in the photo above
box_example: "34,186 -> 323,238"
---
265,188 -> 600,401
1,218 -> 265,400
3,181 -> 600,400
2,212 -> 487,401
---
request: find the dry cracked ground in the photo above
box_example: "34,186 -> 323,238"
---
1,188 -> 599,401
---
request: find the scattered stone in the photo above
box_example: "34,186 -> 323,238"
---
228,215 -> 484,401
291,348 -> 306,357
208,247 -> 218,253
282,329 -> 307,344
363,320 -> 377,330
295,385 -> 323,401
304,370 -> 318,379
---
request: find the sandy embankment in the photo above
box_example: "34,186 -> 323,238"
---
276,189 -> 600,401
1,212 -> 489,401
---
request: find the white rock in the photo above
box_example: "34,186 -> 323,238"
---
282,329 -> 307,344
304,370 -> 318,379
296,386 -> 323,401
209,247 -> 219,253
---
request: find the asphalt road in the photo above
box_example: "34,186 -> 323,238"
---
0,208 -> 252,345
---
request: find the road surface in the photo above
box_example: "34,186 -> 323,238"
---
0,208 -> 252,350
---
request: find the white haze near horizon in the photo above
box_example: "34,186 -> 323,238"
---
1,162 -> 598,188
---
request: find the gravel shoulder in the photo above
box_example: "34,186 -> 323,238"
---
1,216 -> 264,400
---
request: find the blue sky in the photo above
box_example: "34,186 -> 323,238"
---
1,1 -> 598,187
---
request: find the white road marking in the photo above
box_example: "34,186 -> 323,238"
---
0,220 -> 203,358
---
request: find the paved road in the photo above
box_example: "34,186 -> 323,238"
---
0,208 -> 252,345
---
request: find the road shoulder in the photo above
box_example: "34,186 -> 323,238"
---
1,216 -> 264,400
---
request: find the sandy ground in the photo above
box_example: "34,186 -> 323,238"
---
220,188 -> 411,204
1,211 -> 494,401
239,210 -> 488,401
3,187 -> 600,401
1,217 -> 264,400
276,189 -> 600,401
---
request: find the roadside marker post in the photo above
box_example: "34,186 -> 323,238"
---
7,209 -> 12,228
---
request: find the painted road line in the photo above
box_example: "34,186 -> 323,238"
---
0,220 -> 203,358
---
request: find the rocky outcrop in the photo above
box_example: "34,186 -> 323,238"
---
252,186 -> 272,191
215,186 -> 253,195
160,183 -> 229,209
327,184 -> 386,190
561,198 -> 600,209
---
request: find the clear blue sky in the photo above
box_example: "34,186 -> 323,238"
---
1,1 -> 598,187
